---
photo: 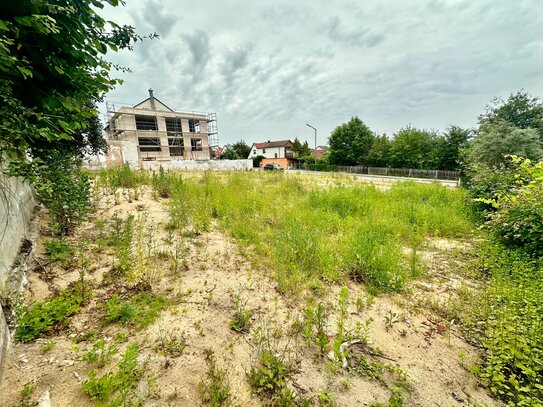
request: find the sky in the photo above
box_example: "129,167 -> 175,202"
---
101,0 -> 543,147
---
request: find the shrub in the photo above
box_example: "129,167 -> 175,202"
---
480,157 -> 543,256
151,166 -> 176,198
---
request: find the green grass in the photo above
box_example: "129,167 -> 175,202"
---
165,172 -> 472,294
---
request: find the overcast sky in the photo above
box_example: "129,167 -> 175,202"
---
101,0 -> 543,147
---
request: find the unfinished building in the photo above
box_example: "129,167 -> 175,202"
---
105,89 -> 218,166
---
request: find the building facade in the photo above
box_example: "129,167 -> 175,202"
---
248,140 -> 298,168
105,90 -> 217,164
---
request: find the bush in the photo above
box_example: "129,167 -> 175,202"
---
253,155 -> 265,168
479,157 -> 543,256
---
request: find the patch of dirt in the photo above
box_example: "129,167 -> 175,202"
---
1,186 -> 502,407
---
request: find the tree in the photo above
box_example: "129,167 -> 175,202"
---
0,1 -> 153,235
327,117 -> 375,165
468,121 -> 542,168
479,91 -> 543,142
366,135 -> 391,167
232,140 -> 251,159
387,127 -> 438,169
435,126 -> 472,170
291,137 -> 311,158
0,1 -> 155,167
220,149 -> 240,160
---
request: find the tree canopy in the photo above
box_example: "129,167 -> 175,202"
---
232,141 -> 251,159
479,91 -> 543,142
328,117 -> 375,165
0,0 -> 155,168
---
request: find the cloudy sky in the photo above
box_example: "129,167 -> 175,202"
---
101,0 -> 543,147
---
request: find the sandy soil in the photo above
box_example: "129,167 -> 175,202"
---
0,186 -> 501,407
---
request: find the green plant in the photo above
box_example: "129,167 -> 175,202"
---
384,310 -> 399,331
40,340 -> 56,352
19,383 -> 36,407
199,348 -> 231,406
154,329 -> 186,358
229,296 -> 252,334
152,166 -> 175,198
15,282 -> 92,342
248,349 -> 291,399
82,339 -> 119,367
103,291 -> 166,328
82,342 -> 144,405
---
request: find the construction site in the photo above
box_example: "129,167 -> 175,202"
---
104,89 -> 219,168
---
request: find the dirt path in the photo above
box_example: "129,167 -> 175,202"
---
0,187 -> 500,406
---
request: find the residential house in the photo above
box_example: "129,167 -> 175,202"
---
311,145 -> 328,159
248,140 -> 297,168
105,89 -> 218,167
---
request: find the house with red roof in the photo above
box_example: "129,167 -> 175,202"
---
247,140 -> 297,169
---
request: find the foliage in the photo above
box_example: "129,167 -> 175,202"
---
253,155 -> 265,168
219,149 -> 240,160
328,117 -> 375,165
229,297 -> 252,334
232,140 -> 251,159
44,238 -> 75,265
104,292 -> 167,328
82,342 -> 145,406
0,0 -> 154,164
479,90 -> 543,142
479,157 -> 543,256
292,137 -> 312,158
99,165 -> 148,189
387,126 -> 439,169
152,166 -> 176,198
199,349 -> 232,406
248,350 -> 291,399
82,339 -> 119,368
468,121 -> 542,168
366,134 -> 391,167
15,282 -> 91,342
462,245 -> 543,406
436,126 -> 471,171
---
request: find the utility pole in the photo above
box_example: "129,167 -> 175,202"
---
306,123 -> 317,150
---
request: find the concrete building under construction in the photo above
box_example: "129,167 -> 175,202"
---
105,89 -> 218,166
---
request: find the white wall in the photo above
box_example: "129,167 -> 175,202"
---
248,146 -> 283,159
0,171 -> 36,372
142,159 -> 253,171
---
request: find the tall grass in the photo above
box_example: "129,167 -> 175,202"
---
97,168 -> 472,293
118,170 -> 468,294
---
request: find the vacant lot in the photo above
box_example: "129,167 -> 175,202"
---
1,170 -> 503,406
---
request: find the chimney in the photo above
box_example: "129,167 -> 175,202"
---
148,88 -> 156,110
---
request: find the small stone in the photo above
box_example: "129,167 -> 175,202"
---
38,390 -> 51,407
21,358 -> 29,363
73,371 -> 81,381
61,359 -> 75,366
48,357 -> 55,364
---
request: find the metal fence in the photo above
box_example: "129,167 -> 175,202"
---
294,164 -> 460,181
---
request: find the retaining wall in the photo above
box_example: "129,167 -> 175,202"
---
0,172 -> 36,374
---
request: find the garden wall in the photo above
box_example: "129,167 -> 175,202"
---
0,171 -> 37,374
142,159 -> 253,171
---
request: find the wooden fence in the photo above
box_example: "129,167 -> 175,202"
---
294,164 -> 460,181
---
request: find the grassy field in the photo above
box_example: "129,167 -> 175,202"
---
5,167 -> 541,406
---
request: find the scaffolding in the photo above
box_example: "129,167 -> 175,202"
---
104,101 -> 218,161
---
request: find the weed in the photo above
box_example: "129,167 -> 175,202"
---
15,282 -> 92,342
103,292 -> 167,328
82,342 -> 144,405
44,239 -> 76,267
40,340 -> 56,352
248,349 -> 291,399
229,295 -> 252,334
19,382 -> 36,407
155,329 -> 186,358
199,348 -> 231,406
82,339 -> 119,367
384,310 -> 399,331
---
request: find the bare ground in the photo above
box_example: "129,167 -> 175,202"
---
0,186 -> 501,407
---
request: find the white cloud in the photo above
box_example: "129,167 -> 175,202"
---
101,0 -> 543,146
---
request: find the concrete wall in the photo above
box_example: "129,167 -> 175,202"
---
142,159 -> 253,171
0,171 -> 36,373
